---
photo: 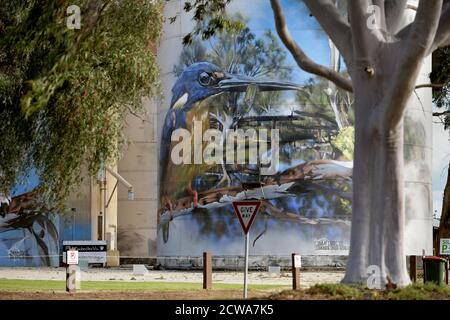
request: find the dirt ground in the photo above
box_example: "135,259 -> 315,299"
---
0,289 -> 277,300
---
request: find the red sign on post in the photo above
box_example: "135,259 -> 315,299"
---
232,201 -> 261,235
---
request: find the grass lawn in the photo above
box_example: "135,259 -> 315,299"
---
271,283 -> 450,300
0,278 -> 288,292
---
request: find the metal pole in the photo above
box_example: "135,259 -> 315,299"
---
244,232 -> 249,299
103,172 -> 107,248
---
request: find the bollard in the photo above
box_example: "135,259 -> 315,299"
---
66,264 -> 78,293
409,255 -> 417,282
203,251 -> 212,290
66,248 -> 79,293
292,253 -> 301,290
446,260 -> 449,285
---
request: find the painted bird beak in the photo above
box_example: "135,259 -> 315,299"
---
217,73 -> 303,92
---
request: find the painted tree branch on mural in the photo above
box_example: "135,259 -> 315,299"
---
0,191 -> 58,266
160,178 -> 352,236
160,158 -> 352,219
270,0 -> 353,92
238,115 -> 339,130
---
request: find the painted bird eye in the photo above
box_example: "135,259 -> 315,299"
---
199,72 -> 213,86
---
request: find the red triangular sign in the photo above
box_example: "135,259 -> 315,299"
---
232,201 -> 261,235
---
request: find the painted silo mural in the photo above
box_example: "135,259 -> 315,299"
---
0,190 -> 60,266
157,0 -> 433,258
0,173 -> 91,267
157,0 -> 354,256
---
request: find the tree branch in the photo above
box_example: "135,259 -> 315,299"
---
125,105 -> 150,123
397,2 -> 449,52
404,0 -> 443,74
347,0 -> 383,60
383,0 -> 443,129
270,0 -> 353,92
433,110 -> 450,117
415,81 -> 449,89
302,0 -> 353,62
372,0 -> 387,33
430,3 -> 450,52
385,0 -> 408,34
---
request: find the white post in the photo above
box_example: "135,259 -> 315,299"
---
244,232 -> 249,299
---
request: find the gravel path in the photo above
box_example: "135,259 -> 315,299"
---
0,267 -> 344,288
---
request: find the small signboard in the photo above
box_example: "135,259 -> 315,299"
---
232,201 -> 261,235
62,241 -> 107,264
440,238 -> 450,255
294,254 -> 301,268
67,250 -> 78,265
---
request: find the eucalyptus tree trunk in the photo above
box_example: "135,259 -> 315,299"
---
343,65 -> 410,286
339,1 -> 442,287
269,0 -> 449,287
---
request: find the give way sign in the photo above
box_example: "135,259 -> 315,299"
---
232,201 -> 261,235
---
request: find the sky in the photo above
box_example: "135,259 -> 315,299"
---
227,0 -> 332,84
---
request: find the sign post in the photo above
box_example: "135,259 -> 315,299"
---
244,232 -> 249,297
232,201 -> 261,299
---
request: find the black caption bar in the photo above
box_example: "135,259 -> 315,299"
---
1,300 -> 446,319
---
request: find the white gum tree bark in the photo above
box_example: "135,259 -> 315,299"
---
270,0 -> 450,287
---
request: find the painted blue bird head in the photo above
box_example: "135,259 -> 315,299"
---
159,62 -> 304,243
170,62 -> 226,110
170,62 -> 302,111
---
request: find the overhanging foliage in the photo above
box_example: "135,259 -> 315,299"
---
0,0 -> 163,207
